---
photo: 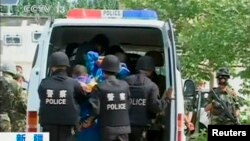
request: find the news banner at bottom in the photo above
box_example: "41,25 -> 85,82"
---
0,132 -> 49,141
208,125 -> 250,140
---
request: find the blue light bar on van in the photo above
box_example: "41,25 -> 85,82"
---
67,9 -> 158,20
123,10 -> 158,20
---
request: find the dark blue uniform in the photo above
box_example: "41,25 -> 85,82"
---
38,70 -> 86,141
89,76 -> 131,141
125,72 -> 166,141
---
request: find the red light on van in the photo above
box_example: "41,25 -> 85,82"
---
28,111 -> 38,132
67,9 -> 102,19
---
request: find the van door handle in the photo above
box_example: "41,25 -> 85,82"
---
35,68 -> 40,75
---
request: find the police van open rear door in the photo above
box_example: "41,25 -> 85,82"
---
163,20 -> 185,141
26,18 -> 52,132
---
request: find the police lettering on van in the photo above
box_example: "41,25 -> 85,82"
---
101,10 -> 123,19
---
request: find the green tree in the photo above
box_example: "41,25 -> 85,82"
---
124,0 -> 250,87
76,0 -> 119,9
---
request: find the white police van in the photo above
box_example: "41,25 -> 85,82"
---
27,9 -> 186,141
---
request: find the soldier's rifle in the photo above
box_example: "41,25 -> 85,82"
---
211,88 -> 240,125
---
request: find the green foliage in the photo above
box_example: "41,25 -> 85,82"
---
124,0 -> 250,84
239,99 -> 250,124
241,114 -> 250,125
239,80 -> 250,95
188,129 -> 208,141
180,0 -> 250,80
76,0 -> 119,9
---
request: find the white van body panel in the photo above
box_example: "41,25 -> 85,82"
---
27,21 -> 52,111
52,19 -> 165,28
0,23 -> 45,79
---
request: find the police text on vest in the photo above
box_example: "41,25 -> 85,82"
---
46,99 -> 66,105
45,89 -> 67,105
107,103 -> 126,110
130,98 -> 146,106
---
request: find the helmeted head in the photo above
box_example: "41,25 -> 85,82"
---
216,67 -> 230,86
145,51 -> 164,67
49,52 -> 70,68
0,62 -> 17,76
105,45 -> 127,63
101,55 -> 120,73
136,56 -> 155,72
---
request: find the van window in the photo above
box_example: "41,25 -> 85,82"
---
4,34 -> 22,46
47,26 -> 169,98
32,31 -> 42,43
48,26 -> 166,75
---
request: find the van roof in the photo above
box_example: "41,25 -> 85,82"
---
52,19 -> 165,29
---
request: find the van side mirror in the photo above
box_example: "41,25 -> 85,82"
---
183,79 -> 196,97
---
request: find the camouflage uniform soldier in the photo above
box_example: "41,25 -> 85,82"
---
13,72 -> 28,132
0,75 -> 12,131
205,67 -> 240,125
0,62 -> 26,132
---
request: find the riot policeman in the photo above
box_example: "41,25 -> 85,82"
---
38,52 -> 86,141
13,68 -> 28,132
124,56 -> 167,141
205,67 -> 240,125
87,55 -> 131,141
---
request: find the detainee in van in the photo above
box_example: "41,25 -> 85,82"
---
27,9 -> 186,141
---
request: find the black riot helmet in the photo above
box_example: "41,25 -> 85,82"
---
101,55 -> 120,73
49,51 -> 70,67
136,56 -> 155,71
216,67 -> 230,79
